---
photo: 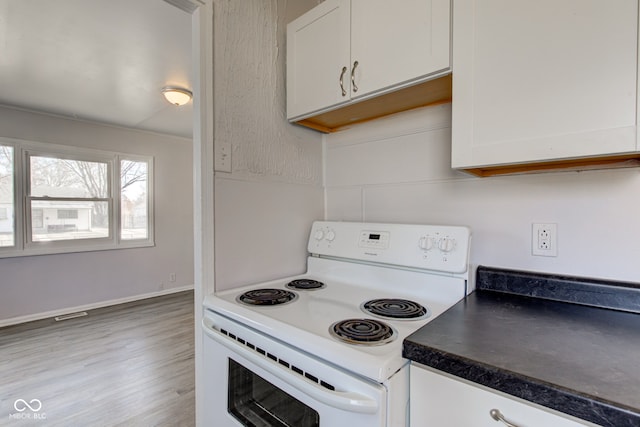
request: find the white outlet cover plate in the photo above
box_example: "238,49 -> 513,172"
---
532,223 -> 558,257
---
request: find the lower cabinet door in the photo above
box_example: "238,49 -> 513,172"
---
410,364 -> 596,427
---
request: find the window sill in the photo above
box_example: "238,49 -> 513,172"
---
0,240 -> 155,259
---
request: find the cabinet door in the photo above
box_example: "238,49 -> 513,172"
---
351,0 -> 451,99
410,365 -> 595,426
286,0 -> 351,119
451,0 -> 639,169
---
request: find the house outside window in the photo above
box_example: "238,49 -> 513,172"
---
57,209 -> 79,219
28,155 -> 110,243
0,138 -> 154,257
32,208 -> 44,229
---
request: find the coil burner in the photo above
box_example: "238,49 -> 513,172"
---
286,279 -> 326,290
237,289 -> 298,306
329,318 -> 396,346
361,298 -> 429,320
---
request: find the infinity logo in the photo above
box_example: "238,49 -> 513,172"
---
13,399 -> 42,412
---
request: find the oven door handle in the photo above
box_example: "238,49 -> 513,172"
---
202,319 -> 380,414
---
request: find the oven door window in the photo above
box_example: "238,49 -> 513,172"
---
228,358 -> 320,427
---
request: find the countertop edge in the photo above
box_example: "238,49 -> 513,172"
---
476,265 -> 640,313
403,340 -> 639,427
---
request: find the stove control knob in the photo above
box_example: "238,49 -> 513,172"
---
418,236 -> 434,251
325,230 -> 336,241
438,237 -> 455,252
314,230 -> 325,241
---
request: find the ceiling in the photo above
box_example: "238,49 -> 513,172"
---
0,0 -> 193,139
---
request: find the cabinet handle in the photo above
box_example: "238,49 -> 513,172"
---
490,409 -> 521,427
351,61 -> 359,93
339,66 -> 348,96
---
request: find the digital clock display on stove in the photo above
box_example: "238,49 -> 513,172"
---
359,231 -> 390,249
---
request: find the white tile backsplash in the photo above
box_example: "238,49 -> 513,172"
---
325,103 -> 640,282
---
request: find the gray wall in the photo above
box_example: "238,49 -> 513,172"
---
0,106 -> 194,325
211,0 -> 324,292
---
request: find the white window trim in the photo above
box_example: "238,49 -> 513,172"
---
0,137 -> 154,258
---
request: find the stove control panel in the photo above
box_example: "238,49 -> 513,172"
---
359,231 -> 390,249
308,221 -> 471,274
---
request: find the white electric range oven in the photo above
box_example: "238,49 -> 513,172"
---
202,221 -> 471,427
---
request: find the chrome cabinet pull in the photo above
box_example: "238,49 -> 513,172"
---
490,409 -> 521,427
351,61 -> 359,93
339,66 -> 348,96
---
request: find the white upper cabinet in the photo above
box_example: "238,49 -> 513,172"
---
349,0 -> 451,100
451,0 -> 640,175
287,0 -> 351,120
287,0 -> 451,123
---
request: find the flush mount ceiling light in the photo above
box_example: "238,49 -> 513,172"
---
161,86 -> 192,106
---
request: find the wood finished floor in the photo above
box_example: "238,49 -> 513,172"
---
0,291 -> 195,427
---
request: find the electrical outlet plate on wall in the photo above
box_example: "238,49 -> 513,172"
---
532,223 -> 557,257
214,141 -> 232,172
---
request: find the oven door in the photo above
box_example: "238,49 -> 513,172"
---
202,310 -> 387,427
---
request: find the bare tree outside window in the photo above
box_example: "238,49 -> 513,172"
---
27,155 -> 150,243
121,160 -> 148,240
29,156 -> 109,241
0,139 -> 154,256
59,159 -> 109,227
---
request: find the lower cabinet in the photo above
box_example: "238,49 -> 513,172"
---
410,364 -> 596,427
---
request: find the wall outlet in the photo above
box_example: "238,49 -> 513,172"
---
169,273 -> 176,282
214,141 -> 232,172
532,223 -> 557,257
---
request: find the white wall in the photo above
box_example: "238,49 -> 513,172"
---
211,0 -> 324,292
326,104 -> 640,283
0,106 -> 194,324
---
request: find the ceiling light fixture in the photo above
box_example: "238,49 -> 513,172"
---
161,86 -> 192,106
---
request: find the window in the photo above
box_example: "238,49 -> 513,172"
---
120,159 -> 149,240
28,155 -> 110,243
0,138 -> 153,257
0,145 -> 14,247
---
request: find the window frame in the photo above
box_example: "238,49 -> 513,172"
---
0,141 -> 16,249
118,155 -> 155,247
0,137 -> 154,258
25,148 -> 115,249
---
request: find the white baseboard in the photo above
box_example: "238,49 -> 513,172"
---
0,285 -> 194,328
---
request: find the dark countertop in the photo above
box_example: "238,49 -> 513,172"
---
403,266 -> 640,427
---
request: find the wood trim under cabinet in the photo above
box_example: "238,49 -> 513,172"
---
293,74 -> 452,133
462,154 -> 640,177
